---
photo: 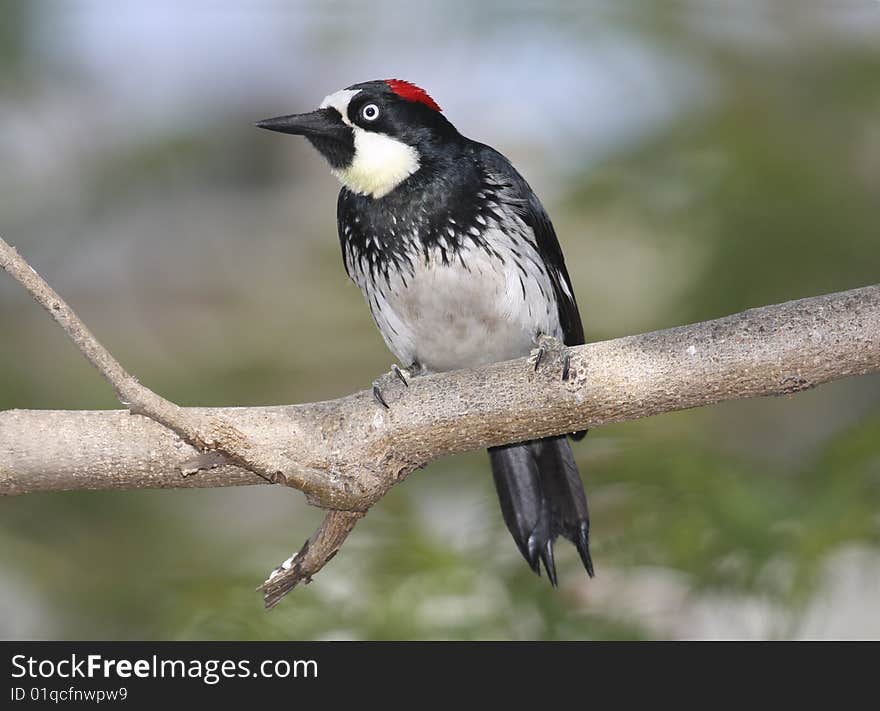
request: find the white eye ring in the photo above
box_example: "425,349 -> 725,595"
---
361,103 -> 380,121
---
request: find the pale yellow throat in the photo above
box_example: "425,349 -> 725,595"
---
332,127 -> 420,199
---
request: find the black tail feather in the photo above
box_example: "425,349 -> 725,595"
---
576,520 -> 594,578
540,539 -> 558,587
488,436 -> 593,584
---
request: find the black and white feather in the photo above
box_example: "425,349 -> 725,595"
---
338,149 -> 582,371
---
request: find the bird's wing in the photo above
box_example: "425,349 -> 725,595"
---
522,187 -> 584,347
478,145 -> 585,347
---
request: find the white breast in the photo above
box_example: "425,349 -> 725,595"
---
346,225 -> 561,373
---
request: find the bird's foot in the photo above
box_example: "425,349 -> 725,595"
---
531,334 -> 572,381
371,362 -> 419,409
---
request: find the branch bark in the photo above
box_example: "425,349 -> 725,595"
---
3,232 -> 880,605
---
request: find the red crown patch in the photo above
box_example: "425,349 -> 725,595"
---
384,79 -> 442,112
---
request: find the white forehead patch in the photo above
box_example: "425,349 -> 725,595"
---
319,89 -> 361,126
332,127 -> 420,199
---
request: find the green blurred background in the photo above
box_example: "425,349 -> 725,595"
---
2,1 -> 879,640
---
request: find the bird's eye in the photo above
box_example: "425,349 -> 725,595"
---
361,103 -> 380,121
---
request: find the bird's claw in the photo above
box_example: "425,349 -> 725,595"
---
391,363 -> 409,387
372,363 -> 416,409
372,382 -> 389,409
531,334 -> 571,381
533,346 -> 545,371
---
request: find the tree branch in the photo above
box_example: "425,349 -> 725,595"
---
4,284 -> 878,502
0,236 -> 343,508
3,232 -> 879,605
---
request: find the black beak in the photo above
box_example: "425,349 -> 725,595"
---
255,108 -> 344,137
255,108 -> 354,169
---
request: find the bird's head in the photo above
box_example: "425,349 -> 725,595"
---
256,79 -> 455,199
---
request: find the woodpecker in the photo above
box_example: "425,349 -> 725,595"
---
257,79 -> 593,585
